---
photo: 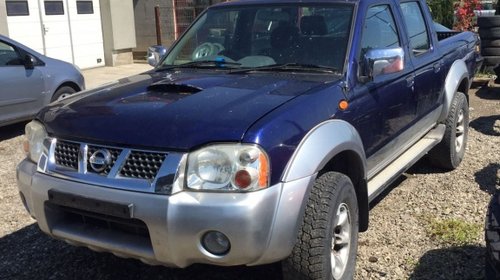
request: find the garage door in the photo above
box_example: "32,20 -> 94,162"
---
5,0 -> 105,69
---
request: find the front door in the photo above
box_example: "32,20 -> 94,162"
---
0,40 -> 45,124
350,3 -> 417,175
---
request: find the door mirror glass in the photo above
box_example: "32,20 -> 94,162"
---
24,54 -> 35,69
147,45 -> 168,67
363,47 -> 404,80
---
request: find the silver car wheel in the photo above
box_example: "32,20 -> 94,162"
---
331,202 -> 351,279
455,109 -> 465,153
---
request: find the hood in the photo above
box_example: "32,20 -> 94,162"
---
38,70 -> 333,150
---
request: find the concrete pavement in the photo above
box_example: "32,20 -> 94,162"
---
82,63 -> 153,89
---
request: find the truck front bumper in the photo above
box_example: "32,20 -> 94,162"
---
17,159 -> 315,268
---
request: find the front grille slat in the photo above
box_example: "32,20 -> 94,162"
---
52,139 -> 169,185
54,141 -> 80,170
120,151 -> 166,180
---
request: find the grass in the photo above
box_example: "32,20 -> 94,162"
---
427,218 -> 482,246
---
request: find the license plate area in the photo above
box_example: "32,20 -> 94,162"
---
48,189 -> 133,219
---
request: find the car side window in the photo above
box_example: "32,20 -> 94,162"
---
400,1 -> 430,55
361,5 -> 400,53
0,41 -> 23,66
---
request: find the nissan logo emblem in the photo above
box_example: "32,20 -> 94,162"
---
89,149 -> 112,172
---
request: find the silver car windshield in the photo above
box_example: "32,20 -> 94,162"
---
160,4 -> 353,72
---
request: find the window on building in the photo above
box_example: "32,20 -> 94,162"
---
6,1 -> 29,16
361,5 -> 400,52
77,1 -> 94,14
400,1 -> 430,55
44,1 -> 64,15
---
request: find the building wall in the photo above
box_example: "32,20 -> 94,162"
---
100,0 -> 137,66
133,0 -> 176,57
0,0 -> 9,36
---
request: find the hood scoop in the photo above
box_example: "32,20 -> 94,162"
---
147,81 -> 203,95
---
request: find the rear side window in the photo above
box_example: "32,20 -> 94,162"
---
361,5 -> 400,52
400,1 -> 430,55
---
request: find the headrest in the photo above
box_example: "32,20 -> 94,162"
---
301,15 -> 327,35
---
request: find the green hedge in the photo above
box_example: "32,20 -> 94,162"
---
426,0 -> 454,28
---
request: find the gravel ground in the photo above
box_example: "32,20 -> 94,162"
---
0,84 -> 499,280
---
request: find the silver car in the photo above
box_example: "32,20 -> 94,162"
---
0,35 -> 85,127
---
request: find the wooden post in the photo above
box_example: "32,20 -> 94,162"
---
155,6 -> 162,45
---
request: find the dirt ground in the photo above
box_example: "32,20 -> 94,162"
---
0,82 -> 499,279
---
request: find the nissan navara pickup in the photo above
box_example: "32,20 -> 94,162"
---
17,0 -> 481,279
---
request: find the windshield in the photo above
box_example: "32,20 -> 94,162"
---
160,4 -> 354,72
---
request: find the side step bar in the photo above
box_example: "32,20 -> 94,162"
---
367,124 -> 446,202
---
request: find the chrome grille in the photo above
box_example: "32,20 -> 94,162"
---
120,151 -> 166,180
54,141 -> 79,170
87,146 -> 122,175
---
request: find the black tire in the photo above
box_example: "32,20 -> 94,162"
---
482,39 -> 500,48
51,86 -> 76,102
483,56 -> 500,66
282,172 -> 358,280
479,27 -> 500,39
485,191 -> 500,280
478,16 -> 500,28
482,48 -> 500,56
427,92 -> 469,170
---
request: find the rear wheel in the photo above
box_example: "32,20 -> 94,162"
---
428,92 -> 469,170
282,172 -> 358,280
51,86 -> 76,102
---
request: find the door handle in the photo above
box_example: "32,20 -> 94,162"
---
406,75 -> 415,88
43,24 -> 49,35
433,61 -> 443,73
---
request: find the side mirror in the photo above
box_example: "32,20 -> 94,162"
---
147,45 -> 167,67
24,54 -> 35,70
362,47 -> 404,81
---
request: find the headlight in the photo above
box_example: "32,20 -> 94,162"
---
23,121 -> 48,163
185,144 -> 269,192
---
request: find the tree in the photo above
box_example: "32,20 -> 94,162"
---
426,0 -> 454,28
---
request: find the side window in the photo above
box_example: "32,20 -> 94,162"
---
400,1 -> 430,55
6,1 -> 29,16
0,41 -> 23,66
361,5 -> 400,52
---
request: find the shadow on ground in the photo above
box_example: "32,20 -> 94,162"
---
0,224 -> 282,280
475,84 -> 500,100
409,245 -> 485,280
470,115 -> 500,137
0,121 -> 27,142
475,163 -> 500,195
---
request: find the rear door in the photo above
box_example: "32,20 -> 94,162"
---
0,40 -> 45,124
399,1 -> 444,127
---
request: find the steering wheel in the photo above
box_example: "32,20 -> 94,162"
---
192,42 -> 225,60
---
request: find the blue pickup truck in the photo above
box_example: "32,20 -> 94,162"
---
18,0 -> 481,279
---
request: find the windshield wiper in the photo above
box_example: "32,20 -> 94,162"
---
229,63 -> 339,74
156,60 -> 241,71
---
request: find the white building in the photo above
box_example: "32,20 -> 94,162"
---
0,0 -> 137,69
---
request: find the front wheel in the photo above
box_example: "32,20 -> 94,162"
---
428,91 -> 469,170
283,172 -> 359,280
51,86 -> 77,102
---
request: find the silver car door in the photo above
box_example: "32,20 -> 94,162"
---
0,40 -> 45,124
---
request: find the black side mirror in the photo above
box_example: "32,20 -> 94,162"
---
24,54 -> 35,70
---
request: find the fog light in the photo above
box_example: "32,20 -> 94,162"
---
201,231 -> 230,255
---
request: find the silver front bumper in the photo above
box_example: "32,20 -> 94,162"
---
17,159 -> 315,267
